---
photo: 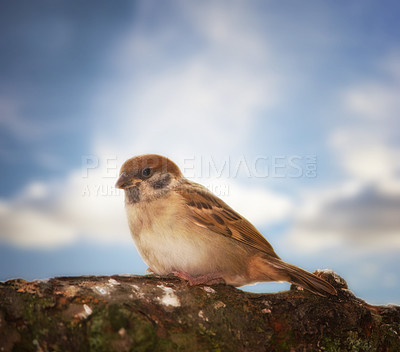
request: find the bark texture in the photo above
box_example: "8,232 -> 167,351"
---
0,271 -> 399,351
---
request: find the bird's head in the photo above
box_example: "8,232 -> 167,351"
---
116,154 -> 183,203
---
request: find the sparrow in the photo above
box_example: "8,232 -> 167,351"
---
116,154 -> 336,296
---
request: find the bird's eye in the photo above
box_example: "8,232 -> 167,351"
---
142,167 -> 151,178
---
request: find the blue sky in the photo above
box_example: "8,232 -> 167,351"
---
1,0 -> 399,305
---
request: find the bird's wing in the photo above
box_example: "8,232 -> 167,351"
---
177,182 -> 280,258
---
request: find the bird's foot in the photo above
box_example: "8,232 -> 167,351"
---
145,267 -> 154,274
172,271 -> 225,285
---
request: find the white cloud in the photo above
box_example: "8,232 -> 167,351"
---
286,182 -> 400,254
0,1 -> 290,250
333,56 -> 400,183
342,52 -> 400,124
330,130 -> 400,183
343,83 -> 400,121
0,201 -> 76,249
104,60 -> 277,154
90,0 -> 281,160
0,165 -> 129,250
0,163 -> 293,249
287,53 -> 400,254
0,97 -> 70,143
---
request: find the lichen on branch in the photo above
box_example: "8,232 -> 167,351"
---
0,271 -> 399,351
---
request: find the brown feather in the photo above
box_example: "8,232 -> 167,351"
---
177,181 -> 280,259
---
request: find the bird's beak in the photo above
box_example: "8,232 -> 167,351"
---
116,172 -> 141,189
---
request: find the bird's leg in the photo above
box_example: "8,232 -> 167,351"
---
145,267 -> 154,274
172,271 -> 225,285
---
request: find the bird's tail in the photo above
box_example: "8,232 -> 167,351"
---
264,257 -> 337,296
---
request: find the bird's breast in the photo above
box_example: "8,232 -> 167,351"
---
124,192 -> 252,285
125,194 -> 210,275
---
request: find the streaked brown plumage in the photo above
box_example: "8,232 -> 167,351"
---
116,154 -> 336,296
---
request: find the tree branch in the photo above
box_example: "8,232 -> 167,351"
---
1,271 -> 399,351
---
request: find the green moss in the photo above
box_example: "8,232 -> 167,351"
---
88,303 -> 182,352
320,337 -> 343,352
346,331 -> 373,351
322,331 -> 375,352
12,293 -> 66,351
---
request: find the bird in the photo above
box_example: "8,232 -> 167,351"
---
116,154 -> 336,296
